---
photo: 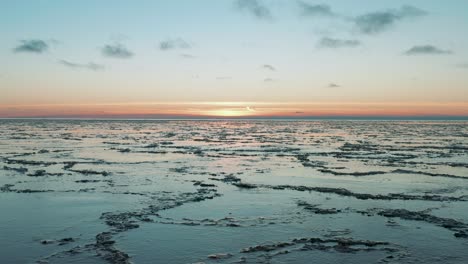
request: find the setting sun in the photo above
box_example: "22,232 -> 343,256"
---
204,107 -> 256,117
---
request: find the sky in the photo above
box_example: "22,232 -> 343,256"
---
1,0 -> 468,118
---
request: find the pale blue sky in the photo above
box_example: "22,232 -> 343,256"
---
1,0 -> 468,116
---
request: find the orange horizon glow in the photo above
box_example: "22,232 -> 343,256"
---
1,101 -> 468,118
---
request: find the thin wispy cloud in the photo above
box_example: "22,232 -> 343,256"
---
318,37 -> 361,48
328,83 -> 341,88
262,64 -> 276,71
13,39 -> 49,53
355,5 -> 427,35
59,60 -> 104,71
246,106 -> 255,112
216,76 -> 232,81
456,63 -> 468,69
216,76 -> 232,80
101,43 -> 134,58
159,38 -> 191,51
180,54 -> 196,59
235,0 -> 273,20
109,33 -> 130,43
404,45 -> 452,56
297,1 -> 335,17
264,78 -> 277,82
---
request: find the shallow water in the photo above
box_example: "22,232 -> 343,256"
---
1,120 -> 467,263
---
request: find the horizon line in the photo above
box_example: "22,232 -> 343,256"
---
1,115 -> 467,121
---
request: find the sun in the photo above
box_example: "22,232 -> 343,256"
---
206,107 -> 256,117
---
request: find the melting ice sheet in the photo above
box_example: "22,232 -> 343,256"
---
0,120 -> 467,263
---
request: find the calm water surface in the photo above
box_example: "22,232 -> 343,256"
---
1,120 -> 467,263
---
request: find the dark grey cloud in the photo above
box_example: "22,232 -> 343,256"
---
262,64 -> 276,71
297,1 -> 335,17
404,45 -> 452,56
101,43 -> 134,58
159,38 -> 191,51
59,60 -> 104,71
318,37 -> 361,48
328,83 -> 341,88
235,0 -> 272,20
13,39 -> 49,53
355,5 -> 427,34
355,12 -> 398,34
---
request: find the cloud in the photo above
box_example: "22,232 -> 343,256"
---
264,78 -> 277,82
101,43 -> 134,58
456,63 -> 468,68
59,60 -> 104,71
246,106 -> 255,112
235,0 -> 272,20
159,38 -> 191,50
180,54 -> 196,59
404,45 -> 452,55
397,5 -> 428,17
355,12 -> 398,34
297,1 -> 335,17
328,83 -> 341,88
355,5 -> 427,34
216,76 -> 232,80
318,37 -> 361,48
262,64 -> 276,71
13,39 -> 49,53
